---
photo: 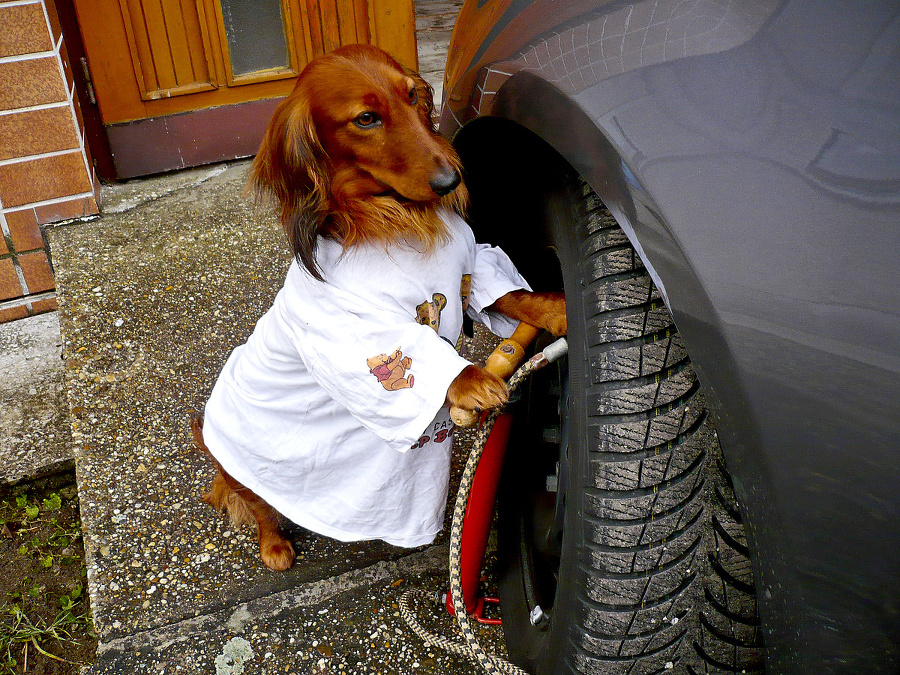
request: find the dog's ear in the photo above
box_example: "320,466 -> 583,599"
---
249,94 -> 329,280
408,70 -> 439,132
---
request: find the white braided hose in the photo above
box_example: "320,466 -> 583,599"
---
401,338 -> 568,675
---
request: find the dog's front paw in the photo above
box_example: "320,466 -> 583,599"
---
259,533 -> 296,571
531,292 -> 567,336
447,365 -> 508,412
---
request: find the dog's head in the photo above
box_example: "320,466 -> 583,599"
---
250,44 -> 468,279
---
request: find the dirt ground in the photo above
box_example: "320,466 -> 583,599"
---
0,474 -> 96,674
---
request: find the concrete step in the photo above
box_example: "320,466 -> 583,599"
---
0,312 -> 72,488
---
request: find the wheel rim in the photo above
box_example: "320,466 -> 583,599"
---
510,351 -> 569,630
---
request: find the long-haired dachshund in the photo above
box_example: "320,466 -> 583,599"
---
193,44 -> 565,570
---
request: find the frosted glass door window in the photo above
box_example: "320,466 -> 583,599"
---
219,0 -> 290,76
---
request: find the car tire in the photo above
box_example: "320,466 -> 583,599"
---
496,179 -> 764,675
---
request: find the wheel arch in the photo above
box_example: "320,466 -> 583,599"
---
451,71 -> 738,398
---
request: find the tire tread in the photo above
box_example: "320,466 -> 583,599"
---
566,181 -> 762,674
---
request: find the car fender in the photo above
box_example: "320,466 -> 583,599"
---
442,3 -> 900,670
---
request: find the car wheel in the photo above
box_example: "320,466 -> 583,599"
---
496,180 -> 764,674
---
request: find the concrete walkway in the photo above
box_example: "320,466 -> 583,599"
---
27,4 -> 519,672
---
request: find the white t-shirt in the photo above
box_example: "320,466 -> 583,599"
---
202,210 -> 529,547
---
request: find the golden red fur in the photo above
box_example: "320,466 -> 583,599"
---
197,45 -> 566,570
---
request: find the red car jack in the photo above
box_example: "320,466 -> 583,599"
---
445,323 -> 541,624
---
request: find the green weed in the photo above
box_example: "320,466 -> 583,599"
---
0,483 -> 95,673
0,598 -> 94,672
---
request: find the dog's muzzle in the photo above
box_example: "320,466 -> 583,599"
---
429,167 -> 462,196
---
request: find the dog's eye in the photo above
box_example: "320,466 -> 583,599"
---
409,86 -> 418,105
354,112 -> 381,129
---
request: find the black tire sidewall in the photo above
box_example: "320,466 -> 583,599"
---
496,183 -> 593,675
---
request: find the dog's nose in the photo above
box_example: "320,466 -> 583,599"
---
429,166 -> 461,196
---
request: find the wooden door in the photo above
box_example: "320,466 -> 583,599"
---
72,0 -> 417,178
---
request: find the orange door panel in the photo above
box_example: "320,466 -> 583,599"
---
72,0 -> 417,177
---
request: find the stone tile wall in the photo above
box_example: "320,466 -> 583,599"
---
0,0 -> 100,323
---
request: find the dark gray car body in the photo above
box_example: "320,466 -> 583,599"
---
440,1 -> 900,672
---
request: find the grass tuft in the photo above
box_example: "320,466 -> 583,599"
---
1,479 -> 96,674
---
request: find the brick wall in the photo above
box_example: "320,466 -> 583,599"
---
0,0 -> 100,323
